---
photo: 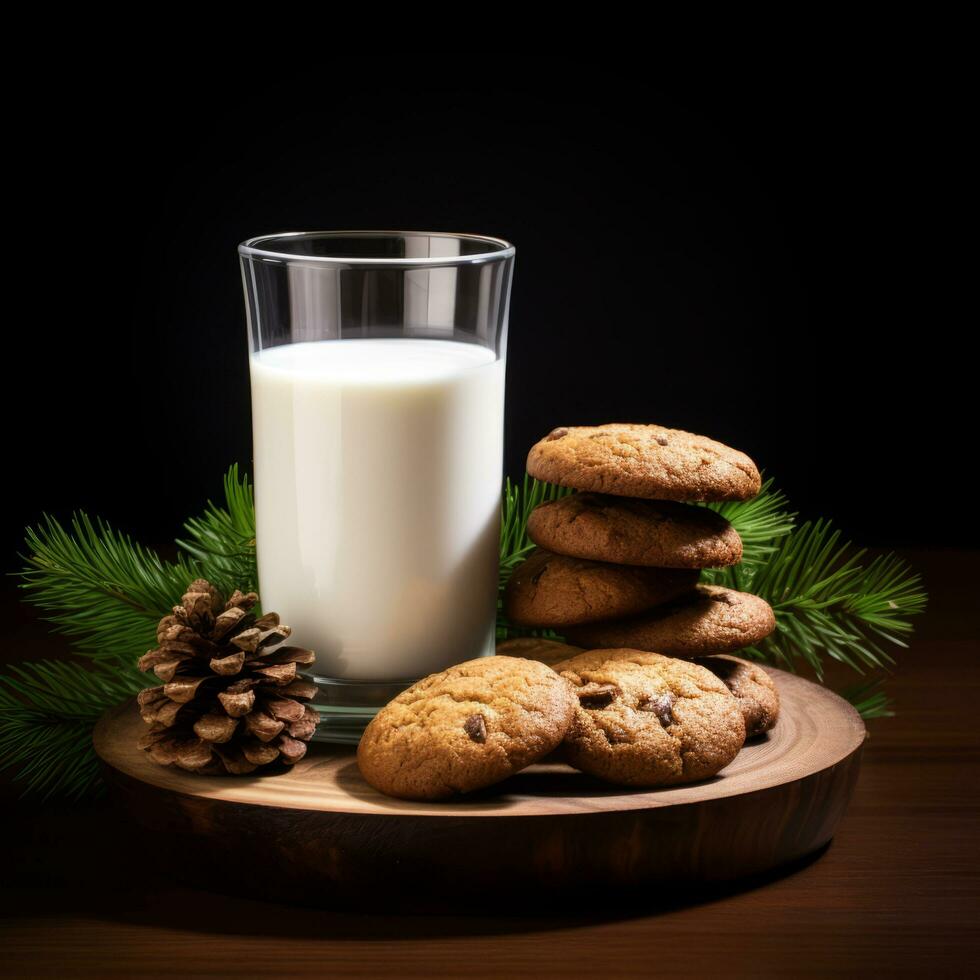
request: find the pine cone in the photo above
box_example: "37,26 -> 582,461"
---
136,578 -> 319,774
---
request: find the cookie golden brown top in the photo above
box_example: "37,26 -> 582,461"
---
527,493 -> 743,568
503,549 -> 699,628
526,423 -> 761,502
554,648 -> 745,786
565,585 -> 776,656
356,656 -> 577,801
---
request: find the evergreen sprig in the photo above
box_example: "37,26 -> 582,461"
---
1,466 -> 926,799
707,519 -> 927,679
839,677 -> 895,719
176,463 -> 259,598
497,475 -> 571,640
14,512 -> 199,677
1,469 -> 260,797
499,474 -> 572,577
0,660 -> 139,799
705,477 -> 796,573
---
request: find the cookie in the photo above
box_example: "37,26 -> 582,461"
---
526,423 -> 761,502
356,655 -> 577,800
503,549 -> 699,628
527,492 -> 742,568
495,637 -> 584,668
554,649 -> 745,786
564,585 -> 776,656
693,654 -> 779,737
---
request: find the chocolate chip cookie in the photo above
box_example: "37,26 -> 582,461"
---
495,637 -> 584,667
526,423 -> 761,502
527,492 -> 743,568
564,585 -> 776,656
554,648 -> 745,786
356,655 -> 577,800
503,549 -> 699,628
693,654 -> 780,737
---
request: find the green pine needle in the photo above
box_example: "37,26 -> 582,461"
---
840,677 -> 895,719
499,474 -> 572,574
176,463 -> 259,597
727,520 -> 927,679
704,477 -> 796,574
497,475 -> 571,641
11,512 -> 200,676
10,466 -> 263,678
5,466 -> 262,799
751,520 -> 926,679
0,661 -> 140,799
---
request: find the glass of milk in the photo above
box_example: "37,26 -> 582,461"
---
238,231 -> 514,739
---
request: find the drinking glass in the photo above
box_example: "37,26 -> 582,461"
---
239,231 -> 515,741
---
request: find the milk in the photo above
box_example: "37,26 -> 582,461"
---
249,339 -> 505,681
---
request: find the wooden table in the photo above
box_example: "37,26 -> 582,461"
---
2,550 -> 977,976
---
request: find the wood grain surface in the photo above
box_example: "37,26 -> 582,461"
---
89,669 -> 864,900
2,549 -> 978,976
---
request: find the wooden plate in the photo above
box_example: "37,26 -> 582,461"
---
94,667 -> 865,905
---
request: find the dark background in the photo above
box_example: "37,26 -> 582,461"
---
5,64 -> 967,574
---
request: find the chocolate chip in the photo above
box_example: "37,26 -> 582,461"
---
577,683 -> 620,709
638,692 -> 675,727
656,436 -> 669,446
463,714 -> 487,743
546,427 -> 569,441
602,725 -> 631,745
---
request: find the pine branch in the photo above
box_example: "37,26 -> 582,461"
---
844,552 -> 927,641
701,478 -> 796,588
11,512 -> 200,675
497,475 -> 571,641
12,467 -> 262,678
0,661 -> 140,799
737,520 -> 927,679
499,474 -> 572,574
6,466 -> 260,800
839,677 -> 895,720
176,463 -> 258,597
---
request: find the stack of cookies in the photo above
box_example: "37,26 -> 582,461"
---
356,423 -> 782,803
504,423 -> 777,662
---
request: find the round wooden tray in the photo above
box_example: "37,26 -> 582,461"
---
94,667 -> 865,905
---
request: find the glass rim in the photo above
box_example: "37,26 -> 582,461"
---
238,230 -> 515,268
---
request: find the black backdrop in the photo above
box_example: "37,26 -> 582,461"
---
5,65 -> 966,573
